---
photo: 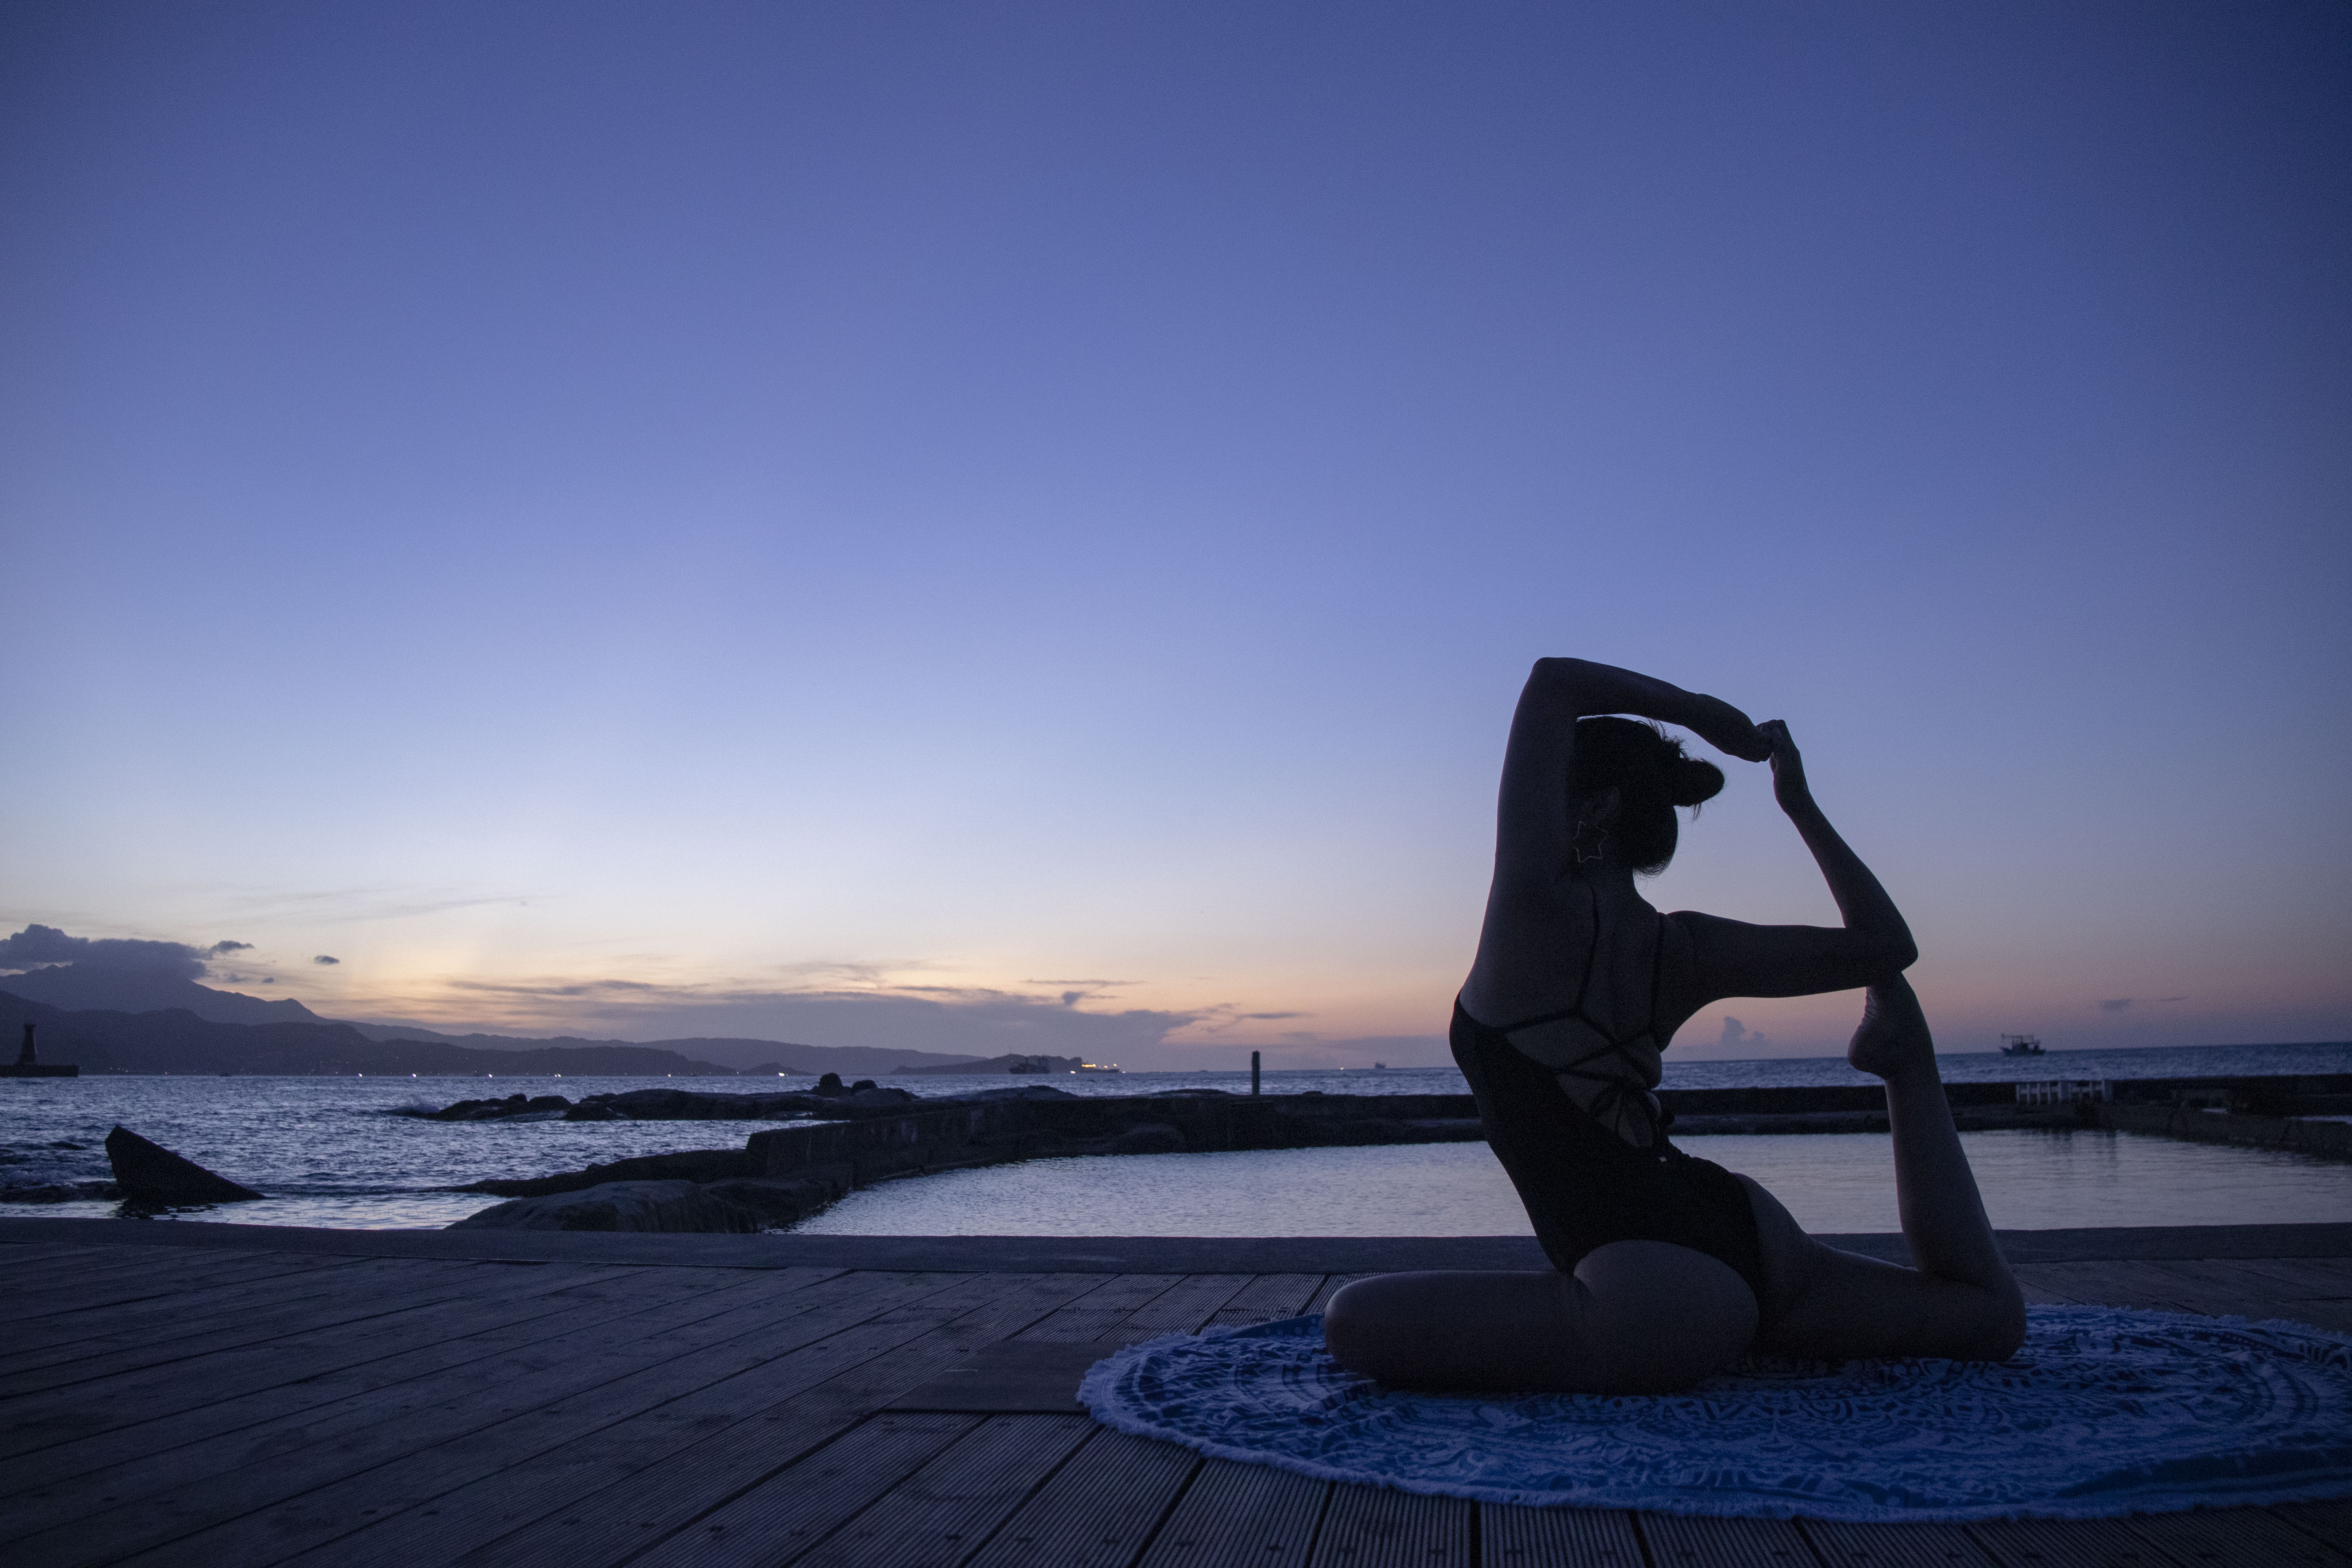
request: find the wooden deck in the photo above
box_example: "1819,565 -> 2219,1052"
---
3,1219 -> 2349,1568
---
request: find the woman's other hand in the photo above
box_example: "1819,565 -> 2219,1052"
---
1761,720 -> 1815,812
1687,695 -> 1771,762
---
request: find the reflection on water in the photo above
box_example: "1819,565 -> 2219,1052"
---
791,1129 -> 2352,1238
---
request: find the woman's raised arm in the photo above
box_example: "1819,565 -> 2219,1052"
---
1490,659 -> 1768,889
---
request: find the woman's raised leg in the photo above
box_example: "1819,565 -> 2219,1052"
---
1322,1240 -> 1758,1394
1748,978 -> 2026,1361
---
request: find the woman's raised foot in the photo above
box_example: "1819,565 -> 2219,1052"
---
1846,976 -> 1938,1081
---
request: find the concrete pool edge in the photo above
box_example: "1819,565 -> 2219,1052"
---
4,1215 -> 2347,1271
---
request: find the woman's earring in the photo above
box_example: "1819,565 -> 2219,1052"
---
1570,819 -> 1609,864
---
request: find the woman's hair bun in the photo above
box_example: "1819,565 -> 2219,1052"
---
1571,715 -> 1723,873
1666,757 -> 1724,809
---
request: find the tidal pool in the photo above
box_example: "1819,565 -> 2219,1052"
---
789,1129 -> 2352,1237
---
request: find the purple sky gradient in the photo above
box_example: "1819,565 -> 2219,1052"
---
4,2 -> 2345,1066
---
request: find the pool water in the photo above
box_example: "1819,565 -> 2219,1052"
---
788,1129 -> 2352,1238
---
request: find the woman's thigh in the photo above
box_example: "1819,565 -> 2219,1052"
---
1738,1176 -> 2025,1363
1323,1242 -> 1759,1395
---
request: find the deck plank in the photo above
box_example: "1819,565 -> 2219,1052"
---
1011,1274 -> 1191,1343
2275,1503 -> 2352,1553
1,1239 -> 288,1290
786,1412 -> 1098,1568
2110,1261 -> 2313,1317
2238,1258 -> 2352,1289
4,1238 -> 344,1288
2263,1299 -> 2352,1332
0,1263 -> 686,1474
5,1269 -> 973,1568
962,1426 -> 1200,1568
7,1249 -> 362,1320
0,1260 -> 644,1439
1119,1275 -> 1261,1334
0,1259 -> 390,1366
1,1258 -> 498,1391
2145,1258 -> 2342,1305
1967,1517 -> 2180,1566
1204,1274 -> 1324,1328
2,1244 -> 306,1302
281,1271 -> 1111,1568
0,1266 -> 803,1506
1137,1455 -> 1330,1568
1800,1518 -> 1996,1565
2003,1261 -> 2224,1314
2222,1258 -> 2352,1291
0,1240 -> 135,1272
2125,1507 -> 2351,1565
2013,1270 -> 2095,1306
621,1412 -> 981,1568
1304,1275 -> 1374,1314
1640,1512 -> 1822,1567
1307,1484 -> 1472,1568
0,1258 -> 481,1376
1479,1504 -> 1643,1568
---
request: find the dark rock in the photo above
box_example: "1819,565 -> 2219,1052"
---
105,1126 -> 262,1204
579,1089 -> 833,1121
701,1176 -> 846,1226
458,1147 -> 756,1198
815,1073 -> 844,1095
563,1102 -> 625,1121
448,1180 -> 763,1232
949,1085 -> 1076,1104
0,1180 -> 118,1204
849,1078 -> 876,1093
1105,1123 -> 1186,1156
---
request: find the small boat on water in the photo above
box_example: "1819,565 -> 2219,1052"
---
2000,1033 -> 2045,1058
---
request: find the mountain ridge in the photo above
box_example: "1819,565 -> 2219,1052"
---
0,991 -> 749,1077
0,966 -> 988,1074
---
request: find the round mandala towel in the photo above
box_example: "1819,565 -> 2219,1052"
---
1078,1308 -> 2352,1520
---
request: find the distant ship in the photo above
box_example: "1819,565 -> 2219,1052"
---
2000,1033 -> 2045,1058
1076,1063 -> 1122,1074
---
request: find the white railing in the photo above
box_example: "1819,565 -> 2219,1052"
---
2015,1079 -> 2113,1106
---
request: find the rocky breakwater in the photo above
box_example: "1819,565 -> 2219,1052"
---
444,1086 -> 1485,1232
408,1073 -> 917,1125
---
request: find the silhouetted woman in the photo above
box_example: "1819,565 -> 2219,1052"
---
1323,659 -> 2025,1393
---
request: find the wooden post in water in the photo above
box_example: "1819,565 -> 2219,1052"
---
1250,1050 -> 1260,1096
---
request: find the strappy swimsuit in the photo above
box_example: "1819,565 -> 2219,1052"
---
1451,911 -> 1772,1315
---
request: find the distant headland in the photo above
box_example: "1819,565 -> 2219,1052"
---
0,978 -> 991,1078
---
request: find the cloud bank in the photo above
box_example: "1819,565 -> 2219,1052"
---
429,976 -> 1200,1063
0,924 -> 252,978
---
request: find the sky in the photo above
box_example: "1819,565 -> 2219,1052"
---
3,1 -> 2346,1068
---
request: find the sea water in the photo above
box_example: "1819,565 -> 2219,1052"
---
788,1131 -> 2352,1237
2,1042 -> 2346,1231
